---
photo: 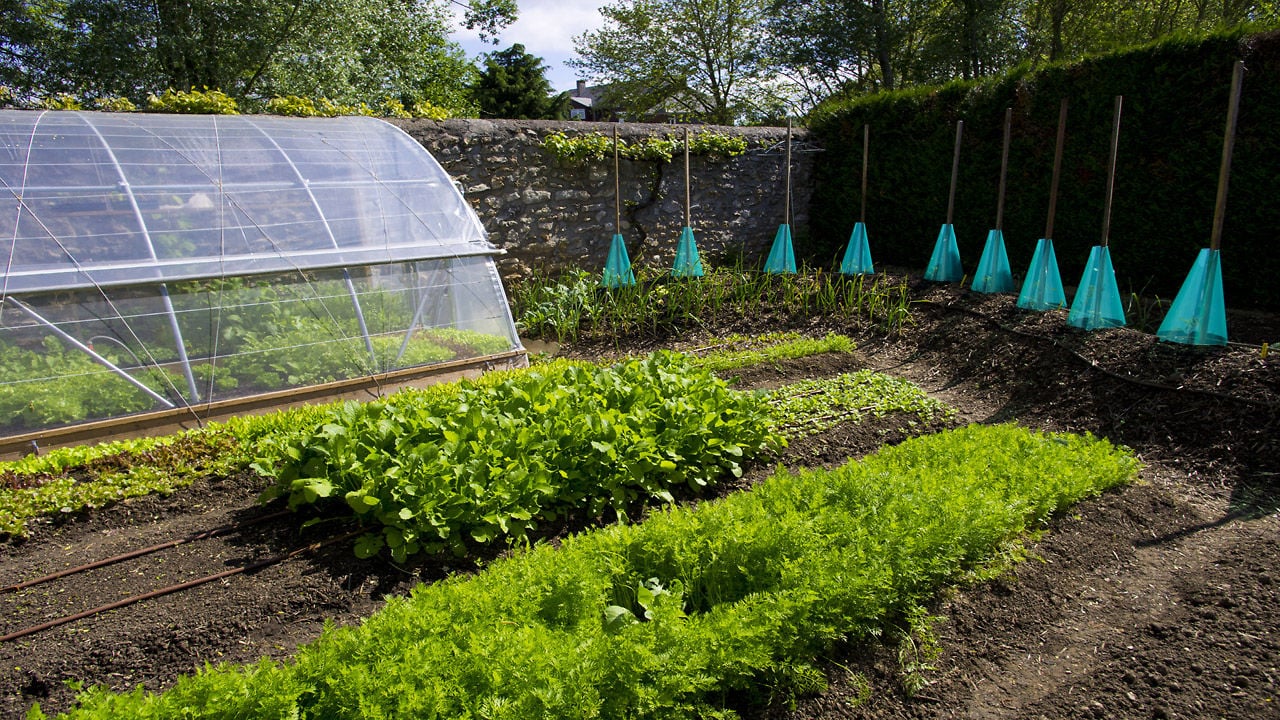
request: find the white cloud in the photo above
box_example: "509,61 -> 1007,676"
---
451,0 -> 609,93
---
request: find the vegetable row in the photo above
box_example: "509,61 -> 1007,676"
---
41,424 -> 1138,719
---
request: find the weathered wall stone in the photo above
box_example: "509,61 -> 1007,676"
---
392,119 -> 814,281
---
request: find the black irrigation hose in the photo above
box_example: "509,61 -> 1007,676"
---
1,509 -> 293,594
0,529 -> 363,644
933,302 -> 1279,412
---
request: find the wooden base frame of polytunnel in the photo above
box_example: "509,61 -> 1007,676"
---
0,350 -> 528,461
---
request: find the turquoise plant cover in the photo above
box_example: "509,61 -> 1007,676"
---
1017,238 -> 1066,310
972,229 -> 1014,293
672,226 -> 704,278
764,224 -> 796,274
840,222 -> 874,275
924,223 -> 962,282
1068,245 -> 1126,330
602,233 -> 635,288
1157,248 -> 1227,346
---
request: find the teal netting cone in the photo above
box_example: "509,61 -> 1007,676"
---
764,224 -> 796,274
924,223 -> 962,282
1157,248 -> 1227,346
601,233 -> 636,288
1068,245 -> 1126,330
672,226 -> 704,278
840,221 -> 874,275
1016,238 -> 1066,310
971,229 -> 1013,294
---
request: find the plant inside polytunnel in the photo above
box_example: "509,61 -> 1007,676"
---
0,276 -> 513,431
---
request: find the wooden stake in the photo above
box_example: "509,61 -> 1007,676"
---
860,124 -> 869,224
613,125 -> 621,236
1100,96 -> 1123,248
1211,60 -> 1245,252
784,118 -> 793,226
684,126 -> 692,228
995,108 -> 1012,231
945,120 -> 963,225
1045,98 -> 1068,240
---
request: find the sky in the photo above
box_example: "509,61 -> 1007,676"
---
450,0 -> 608,94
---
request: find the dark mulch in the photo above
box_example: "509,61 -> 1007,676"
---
3,273 -> 1278,719
750,279 -> 1280,720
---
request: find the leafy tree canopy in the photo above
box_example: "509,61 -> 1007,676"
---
9,0 -> 1277,122
472,43 -> 569,119
569,0 -> 782,125
576,0 -> 1280,121
0,0 -> 516,113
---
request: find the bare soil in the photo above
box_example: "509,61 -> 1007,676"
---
2,274 -> 1278,719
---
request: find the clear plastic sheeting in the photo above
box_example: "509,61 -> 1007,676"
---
1,110 -> 491,292
0,111 -> 521,437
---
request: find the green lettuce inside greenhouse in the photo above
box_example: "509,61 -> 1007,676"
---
0,110 -> 523,443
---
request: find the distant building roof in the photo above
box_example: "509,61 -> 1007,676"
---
570,80 -> 606,103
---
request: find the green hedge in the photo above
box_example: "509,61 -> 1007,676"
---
41,424 -> 1137,719
808,28 -> 1280,311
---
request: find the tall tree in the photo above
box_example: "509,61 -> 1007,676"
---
0,0 -> 513,110
869,0 -> 900,89
571,0 -> 778,124
265,0 -> 482,111
1,0 -> 161,98
766,0 -> 886,105
1021,0 -> 1279,66
915,0 -> 1024,82
765,0 -> 940,104
567,0 -> 1280,119
472,43 -> 568,118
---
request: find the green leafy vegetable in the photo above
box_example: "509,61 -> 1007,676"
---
44,425 -> 1139,719
254,351 -> 782,559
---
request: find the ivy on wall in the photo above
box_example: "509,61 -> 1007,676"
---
541,130 -> 749,164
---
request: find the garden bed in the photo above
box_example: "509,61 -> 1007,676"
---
2,272 -> 1278,719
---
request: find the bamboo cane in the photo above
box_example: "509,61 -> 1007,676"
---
1045,98 -> 1068,240
945,120 -> 963,225
684,126 -> 692,228
613,125 -> 621,236
1100,96 -> 1123,248
784,118 -> 793,226
995,108 -> 1012,231
860,124 -> 869,224
1211,60 -> 1245,252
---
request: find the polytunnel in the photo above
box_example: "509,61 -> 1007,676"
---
0,109 -> 524,455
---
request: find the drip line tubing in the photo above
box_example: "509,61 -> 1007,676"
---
2,509 -> 293,594
0,529 -> 363,644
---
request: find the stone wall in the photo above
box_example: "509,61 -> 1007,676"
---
392,119 -> 814,281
